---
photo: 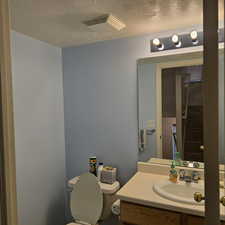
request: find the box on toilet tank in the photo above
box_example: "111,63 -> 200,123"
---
101,167 -> 117,184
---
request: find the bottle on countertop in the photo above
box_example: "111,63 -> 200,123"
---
175,152 -> 181,166
89,156 -> 97,176
169,161 -> 178,183
97,162 -> 104,181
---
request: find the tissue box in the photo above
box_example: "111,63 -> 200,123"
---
101,167 -> 117,184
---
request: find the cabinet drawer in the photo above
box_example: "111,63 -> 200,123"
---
120,201 -> 181,225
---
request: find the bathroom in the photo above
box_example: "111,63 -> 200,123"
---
0,0 -> 224,225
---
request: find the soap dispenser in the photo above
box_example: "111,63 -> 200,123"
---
169,161 -> 178,183
175,152 -> 181,166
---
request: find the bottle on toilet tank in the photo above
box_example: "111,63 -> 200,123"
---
97,162 -> 104,181
89,156 -> 97,176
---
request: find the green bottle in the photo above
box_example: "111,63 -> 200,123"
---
175,152 -> 181,166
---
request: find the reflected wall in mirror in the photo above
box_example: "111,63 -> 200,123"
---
138,51 -> 224,169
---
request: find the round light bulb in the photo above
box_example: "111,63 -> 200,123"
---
172,34 -> 179,44
190,30 -> 198,40
153,38 -> 161,46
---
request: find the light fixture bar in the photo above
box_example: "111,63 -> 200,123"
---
150,29 -> 224,52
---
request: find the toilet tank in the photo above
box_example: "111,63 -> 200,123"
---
68,176 -> 120,220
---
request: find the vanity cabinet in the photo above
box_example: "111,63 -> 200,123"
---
120,201 -> 181,225
120,201 -> 225,225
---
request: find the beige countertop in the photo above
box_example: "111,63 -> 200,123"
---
116,171 -> 225,220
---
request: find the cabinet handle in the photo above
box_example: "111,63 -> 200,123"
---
194,193 -> 225,206
220,196 -> 225,206
194,192 -> 205,202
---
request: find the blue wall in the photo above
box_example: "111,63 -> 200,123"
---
62,35 -> 152,185
11,31 -> 66,225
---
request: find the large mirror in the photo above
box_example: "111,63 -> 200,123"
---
138,50 -> 224,169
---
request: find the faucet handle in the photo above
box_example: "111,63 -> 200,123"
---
179,169 -> 186,181
192,171 -> 200,183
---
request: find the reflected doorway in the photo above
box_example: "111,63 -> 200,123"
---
161,65 -> 204,162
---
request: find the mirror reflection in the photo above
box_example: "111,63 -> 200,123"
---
138,51 -> 224,169
161,65 -> 203,162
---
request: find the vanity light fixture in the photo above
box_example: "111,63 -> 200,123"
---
190,30 -> 198,44
150,29 -> 223,52
171,34 -> 182,47
153,38 -> 164,50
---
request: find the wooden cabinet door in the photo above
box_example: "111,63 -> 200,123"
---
120,201 -> 181,225
184,215 -> 225,225
183,215 -> 204,225
120,201 -> 225,225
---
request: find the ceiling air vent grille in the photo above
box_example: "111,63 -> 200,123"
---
84,14 -> 126,32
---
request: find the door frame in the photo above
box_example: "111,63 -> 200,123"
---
0,0 -> 18,224
156,58 -> 203,158
203,0 -> 220,224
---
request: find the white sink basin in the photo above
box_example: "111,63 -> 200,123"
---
153,180 -> 204,205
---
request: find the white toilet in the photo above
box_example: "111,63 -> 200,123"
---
67,172 -> 120,225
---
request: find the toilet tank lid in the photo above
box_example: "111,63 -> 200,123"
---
68,176 -> 120,194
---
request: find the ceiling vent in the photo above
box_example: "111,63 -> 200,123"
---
84,14 -> 126,32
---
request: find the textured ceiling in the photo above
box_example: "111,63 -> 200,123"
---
10,0 -> 224,47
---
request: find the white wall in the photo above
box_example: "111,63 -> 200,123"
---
11,31 -> 66,225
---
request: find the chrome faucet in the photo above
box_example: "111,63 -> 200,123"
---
179,169 -> 200,183
184,170 -> 192,183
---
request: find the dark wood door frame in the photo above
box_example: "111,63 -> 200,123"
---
0,0 -> 18,224
203,0 -> 220,224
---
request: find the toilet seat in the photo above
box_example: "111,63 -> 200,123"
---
70,173 -> 103,225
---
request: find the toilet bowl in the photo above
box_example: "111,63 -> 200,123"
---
67,172 -> 120,225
